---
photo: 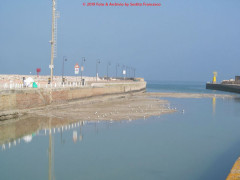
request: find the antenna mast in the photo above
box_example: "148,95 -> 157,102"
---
49,0 -> 60,84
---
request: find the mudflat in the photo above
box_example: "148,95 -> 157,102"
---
25,92 -> 236,122
27,92 -> 175,121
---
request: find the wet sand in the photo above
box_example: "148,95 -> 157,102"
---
25,92 -> 236,122
27,92 -> 175,121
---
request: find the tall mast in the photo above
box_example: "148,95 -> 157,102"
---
50,0 -> 59,84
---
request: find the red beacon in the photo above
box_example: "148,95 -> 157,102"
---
36,68 -> 41,77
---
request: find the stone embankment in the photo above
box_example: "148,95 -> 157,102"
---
0,79 -> 146,120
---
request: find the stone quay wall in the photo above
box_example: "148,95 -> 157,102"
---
0,81 -> 146,112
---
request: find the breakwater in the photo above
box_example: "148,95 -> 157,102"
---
0,81 -> 146,119
206,83 -> 240,94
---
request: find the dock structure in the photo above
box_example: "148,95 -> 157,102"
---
206,75 -> 240,94
206,83 -> 240,94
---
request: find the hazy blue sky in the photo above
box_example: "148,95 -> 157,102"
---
0,0 -> 240,82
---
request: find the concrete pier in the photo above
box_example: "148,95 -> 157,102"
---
206,83 -> 240,94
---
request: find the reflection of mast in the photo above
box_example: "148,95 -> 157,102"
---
48,118 -> 54,180
48,129 -> 52,180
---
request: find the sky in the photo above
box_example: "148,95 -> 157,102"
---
0,0 -> 240,82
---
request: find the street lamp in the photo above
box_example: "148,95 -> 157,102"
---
133,68 -> 136,78
116,63 -> 120,78
122,65 -> 125,79
62,56 -> 67,84
107,62 -> 111,81
126,66 -> 129,78
130,67 -> 133,78
81,57 -> 86,82
96,59 -> 100,81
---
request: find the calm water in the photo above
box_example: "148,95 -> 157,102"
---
1,82 -> 240,180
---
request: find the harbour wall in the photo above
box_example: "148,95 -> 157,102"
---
0,81 -> 146,113
206,83 -> 240,94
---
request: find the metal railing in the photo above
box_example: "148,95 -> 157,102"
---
0,81 -> 88,90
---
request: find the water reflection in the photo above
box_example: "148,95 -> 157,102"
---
0,115 -> 131,151
0,115 -> 136,179
48,117 -> 54,180
212,96 -> 216,115
73,131 -> 77,143
234,97 -> 240,103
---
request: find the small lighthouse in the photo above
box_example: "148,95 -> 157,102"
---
212,71 -> 217,84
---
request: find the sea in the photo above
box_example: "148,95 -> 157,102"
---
1,81 -> 240,180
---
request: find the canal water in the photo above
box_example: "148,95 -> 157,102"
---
1,82 -> 240,180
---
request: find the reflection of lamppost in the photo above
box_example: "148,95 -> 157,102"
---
62,56 -> 67,84
107,62 -> 111,81
116,63 -> 120,78
81,57 -> 86,82
96,59 -> 100,81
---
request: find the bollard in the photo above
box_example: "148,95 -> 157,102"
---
55,83 -> 56,87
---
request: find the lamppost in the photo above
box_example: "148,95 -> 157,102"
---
62,56 -> 67,84
116,63 -> 119,78
126,66 -> 129,78
107,62 -> 111,81
133,68 -> 136,78
81,57 -> 86,82
130,67 -> 133,78
122,65 -> 125,79
96,59 -> 100,81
